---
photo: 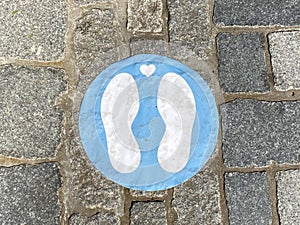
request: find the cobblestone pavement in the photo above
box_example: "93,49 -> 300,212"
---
0,0 -> 299,224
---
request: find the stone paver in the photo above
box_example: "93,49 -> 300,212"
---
0,163 -> 61,224
0,0 -> 65,60
214,0 -> 300,26
68,44 -> 124,213
130,189 -> 167,199
167,0 -> 210,58
131,202 -> 166,225
127,0 -> 164,33
0,65 -> 66,158
173,169 -> 222,225
74,0 -> 111,5
221,99 -> 300,167
75,8 -> 117,72
225,172 -> 271,225
276,170 -> 300,225
269,31 -> 300,91
217,33 -> 269,93
67,138 -> 122,210
69,212 -> 120,225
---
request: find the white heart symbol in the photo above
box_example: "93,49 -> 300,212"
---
140,64 -> 156,77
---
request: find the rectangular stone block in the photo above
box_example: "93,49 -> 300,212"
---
217,33 -> 269,93
173,169 -> 222,224
0,0 -> 66,60
269,31 -> 300,91
74,0 -> 111,5
0,163 -> 61,224
221,99 -> 300,167
225,172 -> 272,225
68,44 -> 124,214
131,202 -> 166,225
69,212 -> 120,225
0,65 -> 66,158
276,170 -> 300,225
75,8 -> 117,72
214,0 -> 300,26
66,138 -> 122,211
130,189 -> 167,199
127,0 -> 164,33
168,0 -> 211,58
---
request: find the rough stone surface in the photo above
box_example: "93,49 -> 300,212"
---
76,48 -> 126,97
67,45 -> 126,213
130,40 -> 169,56
168,0 -> 210,58
69,212 -> 120,225
225,172 -> 272,225
276,170 -> 300,225
0,65 -> 66,158
131,202 -> 166,225
130,189 -> 167,199
128,0 -> 164,33
75,9 -> 117,72
221,99 -> 300,167
0,163 -> 61,224
269,31 -> 300,91
67,138 -> 122,210
0,0 -> 65,60
214,0 -> 300,26
173,169 -> 221,225
130,40 -> 199,62
217,33 -> 269,93
74,0 -> 111,5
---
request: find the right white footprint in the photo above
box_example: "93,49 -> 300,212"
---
157,73 -> 196,173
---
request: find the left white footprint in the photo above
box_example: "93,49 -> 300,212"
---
101,73 -> 140,173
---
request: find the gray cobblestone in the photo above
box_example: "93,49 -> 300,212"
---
214,0 -> 300,26
68,45 -> 125,213
0,0 -> 66,60
67,138 -> 122,210
127,0 -> 164,34
269,31 -> 300,91
75,9 -> 117,72
69,212 -> 120,225
131,202 -> 166,225
217,33 -> 269,93
74,0 -> 111,5
276,170 -> 300,225
0,163 -> 61,224
221,99 -> 300,167
168,0 -> 211,58
173,169 -> 221,225
225,172 -> 271,225
130,190 -> 167,199
130,40 -> 169,56
0,65 -> 66,158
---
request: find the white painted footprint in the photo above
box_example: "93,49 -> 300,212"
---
157,73 -> 196,173
101,73 -> 140,173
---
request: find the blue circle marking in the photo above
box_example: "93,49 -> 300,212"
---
79,54 -> 218,191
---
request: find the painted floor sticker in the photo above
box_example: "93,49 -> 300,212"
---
79,54 -> 218,191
